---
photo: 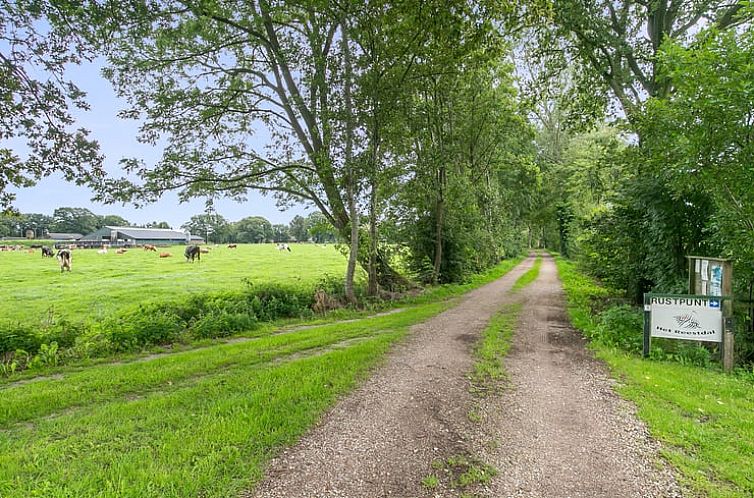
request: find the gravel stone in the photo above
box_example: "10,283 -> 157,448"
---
245,255 -> 682,498
474,255 -> 682,498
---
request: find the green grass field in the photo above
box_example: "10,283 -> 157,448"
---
0,258 -> 524,497
0,244 -> 349,323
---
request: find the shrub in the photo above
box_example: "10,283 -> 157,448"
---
244,281 -> 314,320
73,328 -> 114,359
41,319 -> 85,349
594,305 -> 644,354
0,322 -> 42,356
190,311 -> 257,339
0,280 -> 363,375
106,306 -> 185,351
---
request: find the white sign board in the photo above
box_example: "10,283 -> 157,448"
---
650,296 -> 722,342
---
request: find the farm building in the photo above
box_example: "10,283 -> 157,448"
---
46,232 -> 84,241
80,226 -> 204,246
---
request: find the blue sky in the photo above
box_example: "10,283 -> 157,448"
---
10,61 -> 309,228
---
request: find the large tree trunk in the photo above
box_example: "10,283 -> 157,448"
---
342,21 -> 358,304
345,199 -> 359,303
431,166 -> 445,284
368,181 -> 379,296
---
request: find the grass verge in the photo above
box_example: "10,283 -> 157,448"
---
511,257 -> 541,292
555,256 -> 754,498
0,258 -> 524,497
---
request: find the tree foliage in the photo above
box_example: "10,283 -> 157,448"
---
0,0 -> 103,209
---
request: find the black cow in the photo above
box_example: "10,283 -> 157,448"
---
41,247 -> 54,258
56,249 -> 72,272
184,245 -> 201,262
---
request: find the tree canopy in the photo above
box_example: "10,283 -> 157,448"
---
0,0 -> 103,210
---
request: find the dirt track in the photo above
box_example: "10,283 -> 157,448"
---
247,254 -> 681,498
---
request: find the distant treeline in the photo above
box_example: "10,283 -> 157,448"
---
0,208 -> 337,244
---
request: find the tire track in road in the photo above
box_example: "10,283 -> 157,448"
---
246,257 -> 535,498
475,254 -> 681,498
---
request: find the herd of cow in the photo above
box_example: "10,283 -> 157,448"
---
1,242 -> 294,272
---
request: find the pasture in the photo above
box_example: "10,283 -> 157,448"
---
0,243 -> 348,323
0,259 -> 523,497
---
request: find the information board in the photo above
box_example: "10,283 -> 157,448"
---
649,296 -> 723,343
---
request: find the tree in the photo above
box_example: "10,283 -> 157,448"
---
22,213 -> 54,238
95,0 -> 371,274
50,207 -> 99,235
307,212 -> 337,244
270,224 -> 291,243
0,213 -> 22,237
641,25 -> 754,292
0,0 -> 103,209
288,215 -> 310,242
525,1 -> 752,299
234,216 -> 272,244
93,0 -> 508,289
394,53 -> 534,282
536,0 -> 750,121
99,214 -> 130,227
145,221 -> 171,229
181,214 -> 229,243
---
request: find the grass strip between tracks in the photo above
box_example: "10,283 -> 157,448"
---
471,304 -> 522,396
511,257 -> 542,292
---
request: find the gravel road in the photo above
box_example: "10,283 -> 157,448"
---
246,254 -> 682,498
475,255 -> 682,497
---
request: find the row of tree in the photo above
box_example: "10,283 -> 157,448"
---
0,207 -> 336,244
520,2 -> 754,358
0,208 -> 141,238
522,1 -> 751,296
1,0 -> 538,302
181,212 -> 337,244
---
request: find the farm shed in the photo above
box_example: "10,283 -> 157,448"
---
80,226 -> 203,246
46,232 -> 84,241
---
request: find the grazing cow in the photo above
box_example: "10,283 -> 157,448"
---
116,248 -> 127,254
97,247 -> 108,254
56,249 -> 72,272
277,243 -> 291,252
227,244 -> 237,249
184,245 -> 201,262
159,252 -> 172,258
41,247 -> 54,258
143,244 -> 157,252
200,248 -> 210,254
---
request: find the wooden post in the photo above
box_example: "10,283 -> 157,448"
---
722,260 -> 734,372
643,293 -> 651,358
687,256 -> 735,372
723,317 -> 734,373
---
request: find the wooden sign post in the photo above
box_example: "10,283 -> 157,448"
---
687,256 -> 734,372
